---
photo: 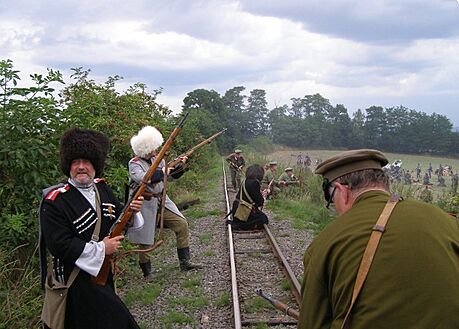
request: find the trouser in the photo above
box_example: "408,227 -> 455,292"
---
230,169 -> 241,189
138,244 -> 152,264
162,209 -> 189,249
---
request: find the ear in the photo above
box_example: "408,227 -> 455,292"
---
335,182 -> 351,205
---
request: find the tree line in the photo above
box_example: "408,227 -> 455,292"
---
182,87 -> 459,156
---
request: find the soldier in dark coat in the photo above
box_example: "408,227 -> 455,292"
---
228,164 -> 268,230
298,149 -> 459,329
423,171 -> 430,185
40,128 -> 144,329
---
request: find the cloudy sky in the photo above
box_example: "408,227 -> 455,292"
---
1,0 -> 459,124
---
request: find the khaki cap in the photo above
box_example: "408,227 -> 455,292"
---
314,149 -> 388,182
235,149 -> 242,153
285,167 -> 293,172
269,161 -> 278,166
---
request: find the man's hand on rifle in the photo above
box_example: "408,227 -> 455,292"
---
103,235 -> 124,255
129,196 -> 144,212
178,155 -> 188,164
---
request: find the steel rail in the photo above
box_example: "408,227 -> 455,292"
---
263,224 -> 302,304
223,159 -> 242,329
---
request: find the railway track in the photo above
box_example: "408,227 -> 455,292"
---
222,161 -> 301,328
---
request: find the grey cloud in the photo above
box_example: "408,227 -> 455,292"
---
241,0 -> 459,43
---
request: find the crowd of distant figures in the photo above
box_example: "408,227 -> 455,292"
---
383,161 -> 458,192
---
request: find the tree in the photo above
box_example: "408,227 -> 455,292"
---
222,86 -> 247,149
246,89 -> 269,138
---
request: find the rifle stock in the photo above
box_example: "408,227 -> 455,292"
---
91,113 -> 189,286
168,128 -> 227,168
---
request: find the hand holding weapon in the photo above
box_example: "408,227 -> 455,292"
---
91,113 -> 189,286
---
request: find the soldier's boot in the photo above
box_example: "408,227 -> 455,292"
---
139,261 -> 154,282
177,247 -> 202,271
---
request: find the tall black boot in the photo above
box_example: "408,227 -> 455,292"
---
177,247 -> 202,271
139,261 -> 154,281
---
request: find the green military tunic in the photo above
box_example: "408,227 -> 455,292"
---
298,190 -> 459,329
278,172 -> 299,184
261,169 -> 280,194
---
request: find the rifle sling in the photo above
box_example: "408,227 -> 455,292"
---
341,195 -> 400,329
240,179 -> 255,205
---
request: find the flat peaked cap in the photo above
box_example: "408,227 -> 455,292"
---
314,149 -> 388,182
285,167 -> 293,172
235,149 -> 242,153
269,161 -> 278,166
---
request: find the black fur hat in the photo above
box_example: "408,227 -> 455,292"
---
60,128 -> 110,177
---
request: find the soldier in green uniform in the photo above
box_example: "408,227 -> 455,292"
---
226,149 -> 245,191
261,161 -> 281,198
451,172 -> 458,194
278,167 -> 300,188
298,149 -> 459,329
419,185 -> 433,203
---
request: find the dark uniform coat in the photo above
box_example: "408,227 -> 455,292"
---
40,180 -> 139,329
298,191 -> 459,329
230,178 -> 268,230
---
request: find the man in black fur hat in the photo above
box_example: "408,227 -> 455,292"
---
39,128 -> 144,329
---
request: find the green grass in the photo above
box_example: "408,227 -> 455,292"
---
160,311 -> 195,328
244,296 -> 275,313
198,233 -> 213,245
256,324 -> 269,329
267,198 -> 333,235
123,283 -> 162,307
185,207 -> 222,219
215,291 -> 230,307
181,273 -> 202,289
204,249 -> 215,257
168,295 -> 209,310
282,278 -> 291,291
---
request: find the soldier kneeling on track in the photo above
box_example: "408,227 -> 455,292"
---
227,164 -> 268,230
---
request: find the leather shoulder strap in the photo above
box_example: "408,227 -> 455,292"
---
241,179 -> 254,204
341,195 -> 400,329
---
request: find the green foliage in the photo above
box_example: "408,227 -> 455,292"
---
181,273 -> 202,289
0,245 -> 42,329
123,283 -> 162,308
214,291 -> 230,307
168,295 -> 209,310
198,233 -> 213,245
390,182 -> 422,200
160,311 -> 195,328
244,296 -> 274,313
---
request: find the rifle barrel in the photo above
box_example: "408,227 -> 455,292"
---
256,289 -> 299,320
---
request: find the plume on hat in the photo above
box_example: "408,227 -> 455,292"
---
130,126 -> 164,158
60,128 -> 110,177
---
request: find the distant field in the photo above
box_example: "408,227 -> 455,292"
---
270,149 -> 459,172
269,149 -> 459,196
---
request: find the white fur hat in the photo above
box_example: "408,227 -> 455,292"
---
130,126 -> 164,158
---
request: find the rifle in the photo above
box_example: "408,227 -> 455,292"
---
256,289 -> 299,320
262,178 -> 275,200
168,128 -> 227,168
92,113 -> 189,286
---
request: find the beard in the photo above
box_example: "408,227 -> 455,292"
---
72,171 -> 95,187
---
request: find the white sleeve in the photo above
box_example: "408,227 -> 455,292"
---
128,212 -> 144,232
75,240 -> 105,276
